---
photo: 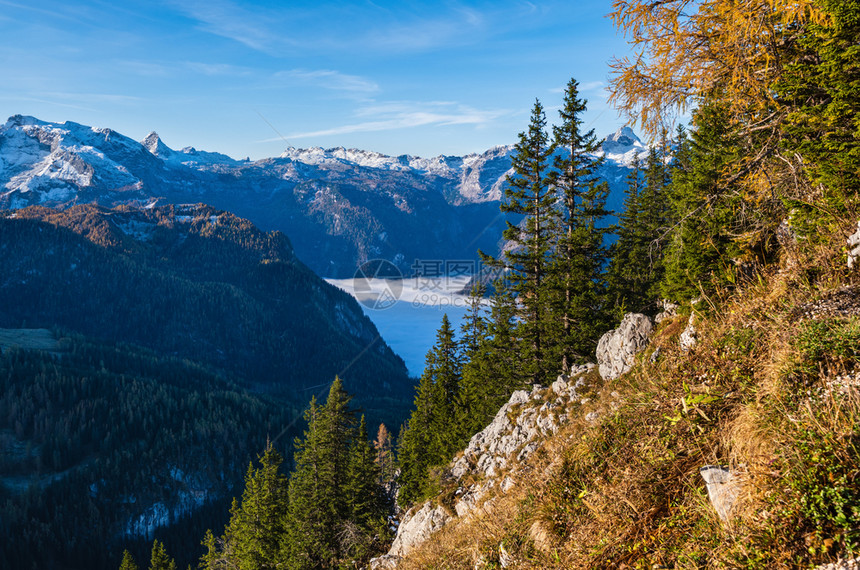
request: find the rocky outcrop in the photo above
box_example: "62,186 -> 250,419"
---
848,221 -> 860,270
452,365 -> 592,481
387,501 -> 452,558
699,465 -> 740,522
680,314 -> 698,351
377,367 -> 595,566
655,300 -> 679,324
596,313 -> 653,380
369,555 -> 400,569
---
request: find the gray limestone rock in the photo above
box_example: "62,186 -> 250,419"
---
369,554 -> 401,569
388,501 -> 452,558
596,313 -> 653,380
680,314 -> 698,351
849,221 -> 860,270
655,300 -> 679,324
700,465 -> 739,522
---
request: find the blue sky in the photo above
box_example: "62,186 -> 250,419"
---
0,1 -> 635,160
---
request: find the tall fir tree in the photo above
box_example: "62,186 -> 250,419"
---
340,415 -> 389,564
661,99 -> 741,301
607,154 -> 649,313
148,540 -> 176,570
119,550 -> 139,570
455,290 -> 522,441
548,78 -> 613,367
220,443 -> 288,570
481,99 -> 557,383
607,135 -> 675,315
397,314 -> 462,504
283,377 -> 356,569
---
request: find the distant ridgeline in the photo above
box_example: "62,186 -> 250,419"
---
0,115 -> 646,278
0,203 -> 413,570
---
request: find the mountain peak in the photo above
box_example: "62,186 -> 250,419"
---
605,126 -> 641,147
4,114 -> 44,131
141,131 -> 173,158
600,126 -> 648,165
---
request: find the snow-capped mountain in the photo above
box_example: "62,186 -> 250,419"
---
0,115 -> 648,277
597,125 -> 650,166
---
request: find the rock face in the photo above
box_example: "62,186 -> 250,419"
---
655,300 -> 679,324
375,367 -> 595,567
387,501 -> 452,558
848,221 -> 860,270
699,465 -> 740,522
680,314 -> 698,351
596,313 -> 653,380
451,365 -> 592,481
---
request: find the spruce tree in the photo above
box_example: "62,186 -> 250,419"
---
397,315 -> 462,504
481,99 -> 557,383
661,100 -> 740,301
776,0 -> 860,234
345,415 -> 383,527
428,314 -> 462,460
548,78 -> 613,367
119,550 -> 139,570
607,154 -> 648,313
455,290 -> 522,440
607,135 -> 676,315
282,377 -> 357,569
282,397 -> 334,568
148,540 -> 176,570
220,443 -> 288,570
340,415 -> 388,564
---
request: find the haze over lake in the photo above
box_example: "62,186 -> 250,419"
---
327,274 -> 480,376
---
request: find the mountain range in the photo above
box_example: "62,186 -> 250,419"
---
0,115 -> 648,278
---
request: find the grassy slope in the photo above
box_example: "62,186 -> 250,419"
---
397,233 -> 860,568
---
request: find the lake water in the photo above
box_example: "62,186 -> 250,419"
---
327,275 -> 480,377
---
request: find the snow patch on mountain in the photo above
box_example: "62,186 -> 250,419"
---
595,126 -> 650,167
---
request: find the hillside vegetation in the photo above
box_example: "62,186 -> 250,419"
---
385,0 -> 860,567
395,239 -> 860,568
0,203 -> 411,424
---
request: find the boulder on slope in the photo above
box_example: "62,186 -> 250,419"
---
596,313 -> 653,380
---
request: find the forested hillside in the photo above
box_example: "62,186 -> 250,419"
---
0,204 -> 412,570
0,203 -> 411,418
0,335 -> 294,569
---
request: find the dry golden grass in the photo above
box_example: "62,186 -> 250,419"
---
394,233 -> 860,569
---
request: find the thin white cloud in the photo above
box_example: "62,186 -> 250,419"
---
37,91 -> 142,105
184,62 -> 253,77
581,81 -> 605,91
284,101 -> 509,140
167,0 -> 534,55
281,70 -> 379,94
119,61 -> 173,77
170,0 -> 283,53
1,95 -> 94,112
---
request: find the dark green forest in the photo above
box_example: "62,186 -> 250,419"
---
0,204 -> 413,569
0,204 -> 410,414
0,335 -> 293,569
